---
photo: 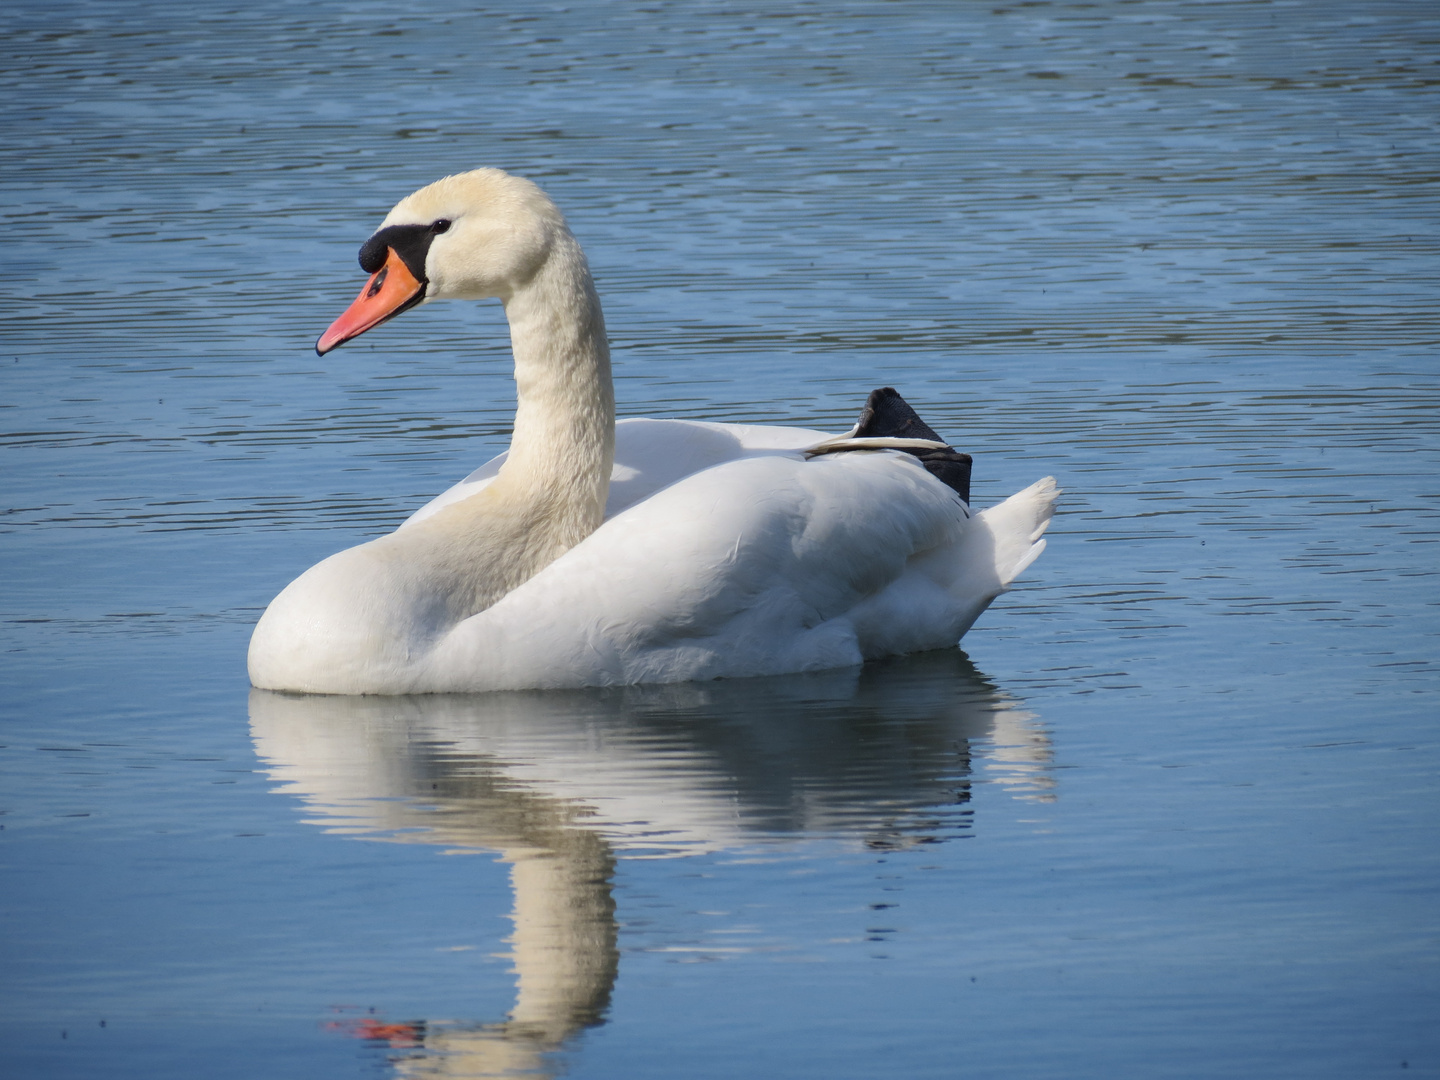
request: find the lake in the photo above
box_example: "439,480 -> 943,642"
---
2,1 -> 1437,1076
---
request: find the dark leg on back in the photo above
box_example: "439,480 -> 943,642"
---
853,387 -> 972,504
854,387 -> 948,444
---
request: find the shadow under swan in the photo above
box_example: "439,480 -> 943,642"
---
249,649 -> 1053,1078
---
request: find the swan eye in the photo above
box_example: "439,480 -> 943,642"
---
431,219 -> 452,234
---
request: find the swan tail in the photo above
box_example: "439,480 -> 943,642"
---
977,476 -> 1060,587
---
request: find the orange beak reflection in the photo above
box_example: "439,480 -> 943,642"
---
315,247 -> 425,355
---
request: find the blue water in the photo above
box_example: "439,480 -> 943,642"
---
2,2 -> 1438,1077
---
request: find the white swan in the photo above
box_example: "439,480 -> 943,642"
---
248,168 -> 1058,695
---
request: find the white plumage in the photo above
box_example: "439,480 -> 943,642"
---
247,170 -> 1057,695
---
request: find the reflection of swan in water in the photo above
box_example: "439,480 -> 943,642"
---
249,650 -> 1053,1077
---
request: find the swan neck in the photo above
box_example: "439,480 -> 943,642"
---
500,232 -> 614,531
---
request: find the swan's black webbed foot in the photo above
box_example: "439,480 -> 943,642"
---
853,387 -> 972,504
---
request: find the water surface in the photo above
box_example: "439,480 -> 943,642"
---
2,2 -> 1437,1077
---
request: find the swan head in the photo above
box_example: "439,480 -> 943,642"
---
316,168 -> 568,355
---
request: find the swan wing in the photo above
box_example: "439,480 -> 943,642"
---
415,452 -> 1053,693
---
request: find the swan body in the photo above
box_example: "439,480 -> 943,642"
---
248,169 -> 1057,695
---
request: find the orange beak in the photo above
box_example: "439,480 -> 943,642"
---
315,247 -> 425,355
